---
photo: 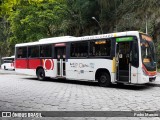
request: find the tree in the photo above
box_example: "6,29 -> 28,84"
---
8,0 -> 68,44
64,0 -> 99,36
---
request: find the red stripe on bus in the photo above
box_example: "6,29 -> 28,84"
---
15,59 -> 28,68
28,59 -> 41,69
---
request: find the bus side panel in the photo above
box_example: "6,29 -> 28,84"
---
11,62 -> 15,69
65,59 -> 78,80
15,59 -> 28,69
90,59 -> 112,81
16,69 -> 36,76
28,59 -> 41,69
7,63 -> 14,70
137,68 -> 150,84
43,59 -> 57,78
76,59 -> 95,80
1,63 -> 14,70
131,66 -> 138,83
66,59 -> 112,81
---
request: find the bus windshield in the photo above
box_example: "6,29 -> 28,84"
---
140,34 -> 156,71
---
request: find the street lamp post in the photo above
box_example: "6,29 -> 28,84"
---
146,14 -> 148,34
92,17 -> 103,34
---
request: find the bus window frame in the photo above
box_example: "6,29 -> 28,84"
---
40,44 -> 53,58
16,47 -> 28,59
28,45 -> 40,59
89,38 -> 112,58
69,39 -> 114,59
70,41 -> 89,58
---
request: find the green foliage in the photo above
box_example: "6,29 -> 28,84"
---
8,0 -> 68,44
64,0 -> 99,36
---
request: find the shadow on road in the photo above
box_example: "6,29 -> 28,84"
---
21,77 -> 157,90
23,77 -> 99,86
145,83 -> 160,87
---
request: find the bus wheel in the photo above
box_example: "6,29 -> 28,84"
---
4,66 -> 6,70
36,68 -> 46,81
98,72 -> 111,87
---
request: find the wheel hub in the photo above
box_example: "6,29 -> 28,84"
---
101,76 -> 106,83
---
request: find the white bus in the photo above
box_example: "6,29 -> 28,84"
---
15,31 -> 157,86
1,55 -> 15,70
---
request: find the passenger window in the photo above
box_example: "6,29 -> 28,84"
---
28,46 -> 39,58
90,39 -> 111,56
40,45 -> 52,57
17,47 -> 27,58
131,40 -> 139,67
70,42 -> 88,57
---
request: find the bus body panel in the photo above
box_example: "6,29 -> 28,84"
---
28,59 -> 41,69
15,58 -> 57,78
15,59 -> 28,69
1,63 -> 14,70
137,70 -> 149,84
16,68 -> 36,76
66,59 -> 112,81
130,66 -> 138,83
66,59 -> 96,80
1,55 -> 15,70
44,59 -> 57,78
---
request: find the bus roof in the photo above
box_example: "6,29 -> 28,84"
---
39,36 -> 76,42
2,55 -> 15,59
15,31 -> 140,47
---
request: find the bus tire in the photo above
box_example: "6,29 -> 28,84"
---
98,72 -> 111,87
36,68 -> 46,81
4,66 -> 6,70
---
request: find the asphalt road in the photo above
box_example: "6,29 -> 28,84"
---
0,69 -> 160,120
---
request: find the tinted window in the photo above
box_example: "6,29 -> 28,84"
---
3,60 -> 13,63
70,42 -> 88,57
17,47 -> 27,58
28,46 -> 39,58
90,39 -> 111,56
40,45 -> 52,57
131,40 -> 139,67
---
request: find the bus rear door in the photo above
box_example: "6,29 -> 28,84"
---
55,44 -> 66,78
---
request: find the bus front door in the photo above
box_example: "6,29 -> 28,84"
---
116,42 -> 131,83
56,47 -> 66,78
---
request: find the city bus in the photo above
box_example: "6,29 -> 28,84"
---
1,55 -> 15,70
15,31 -> 157,86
